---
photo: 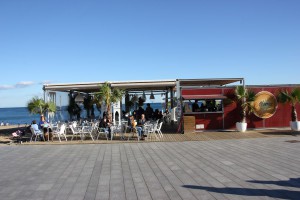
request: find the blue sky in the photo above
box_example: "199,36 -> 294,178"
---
0,0 -> 299,108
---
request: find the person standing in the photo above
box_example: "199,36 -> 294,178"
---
145,103 -> 153,120
192,100 -> 200,112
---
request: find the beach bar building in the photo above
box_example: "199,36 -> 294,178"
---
43,78 -> 300,133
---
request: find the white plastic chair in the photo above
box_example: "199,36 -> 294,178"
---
96,127 -> 109,140
30,127 -> 44,142
110,124 -> 123,140
53,124 -> 67,142
70,124 -> 83,141
147,121 -> 163,141
126,121 -> 139,141
145,123 -> 158,141
156,122 -> 163,138
81,125 -> 94,141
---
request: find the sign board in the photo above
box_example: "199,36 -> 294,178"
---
196,124 -> 204,129
252,91 -> 277,119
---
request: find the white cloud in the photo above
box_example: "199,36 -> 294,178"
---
15,81 -> 35,88
0,81 -> 35,90
39,80 -> 52,85
0,85 -> 14,90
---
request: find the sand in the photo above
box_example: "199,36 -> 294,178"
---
0,124 -> 28,134
0,125 -> 29,144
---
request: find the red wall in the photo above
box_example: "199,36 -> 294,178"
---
182,86 -> 300,130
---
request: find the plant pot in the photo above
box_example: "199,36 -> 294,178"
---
290,121 -> 300,131
236,122 -> 247,132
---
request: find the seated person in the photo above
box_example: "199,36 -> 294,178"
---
39,115 -> 53,140
138,114 -> 146,125
31,120 -> 44,140
11,129 -> 25,138
99,117 -> 111,138
164,108 -> 170,115
158,111 -> 163,122
130,115 -> 144,139
129,115 -> 137,129
163,108 -> 171,123
137,114 -> 146,140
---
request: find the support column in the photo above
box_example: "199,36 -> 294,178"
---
125,91 -> 130,113
165,89 -> 168,110
170,87 -> 175,124
68,91 -> 73,121
120,98 -> 123,120
170,87 -> 174,109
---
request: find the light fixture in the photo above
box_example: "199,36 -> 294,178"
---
150,91 -> 155,100
142,91 -> 146,100
75,93 -> 84,104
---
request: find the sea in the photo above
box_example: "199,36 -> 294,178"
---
0,103 -> 165,125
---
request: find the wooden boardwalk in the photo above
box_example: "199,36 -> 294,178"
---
14,129 -> 294,145
0,134 -> 300,200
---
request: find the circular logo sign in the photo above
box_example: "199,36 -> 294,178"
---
253,91 -> 277,119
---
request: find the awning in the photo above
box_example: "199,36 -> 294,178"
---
178,78 -> 244,87
43,79 -> 177,93
182,95 -> 227,100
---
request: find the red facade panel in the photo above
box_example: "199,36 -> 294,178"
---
182,88 -> 223,95
188,113 -> 223,130
182,85 -> 300,130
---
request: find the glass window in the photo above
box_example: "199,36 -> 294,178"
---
183,99 -> 223,113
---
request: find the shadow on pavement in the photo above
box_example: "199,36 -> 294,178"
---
182,183 -> 300,200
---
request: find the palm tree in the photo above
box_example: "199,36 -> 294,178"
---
93,94 -> 102,112
235,85 -> 256,123
277,88 -> 300,122
27,96 -> 56,116
94,82 -> 123,121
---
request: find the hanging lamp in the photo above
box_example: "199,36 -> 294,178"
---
142,91 -> 146,100
150,91 -> 155,99
75,93 -> 84,104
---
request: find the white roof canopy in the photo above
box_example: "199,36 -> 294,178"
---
43,78 -> 244,94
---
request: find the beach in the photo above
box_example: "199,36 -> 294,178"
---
0,124 -> 28,144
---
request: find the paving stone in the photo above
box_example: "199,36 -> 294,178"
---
1,137 -> 300,199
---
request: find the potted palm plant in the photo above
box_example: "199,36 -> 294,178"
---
27,96 -> 57,117
234,85 -> 256,132
277,88 -> 300,131
94,82 -> 123,122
